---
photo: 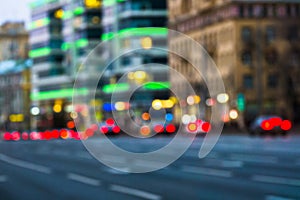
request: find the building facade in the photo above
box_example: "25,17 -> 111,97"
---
0,22 -> 30,131
168,0 -> 300,125
100,0 -> 170,124
29,0 -> 102,130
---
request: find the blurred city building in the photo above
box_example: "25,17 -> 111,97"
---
0,22 -> 31,131
99,0 -> 169,125
168,0 -> 300,126
29,0 -> 102,130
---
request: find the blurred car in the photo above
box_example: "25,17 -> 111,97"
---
99,118 -> 121,135
249,115 -> 292,136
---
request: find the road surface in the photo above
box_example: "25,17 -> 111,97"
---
0,134 -> 300,200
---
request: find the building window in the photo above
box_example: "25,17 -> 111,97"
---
265,49 -> 278,65
241,26 -> 252,42
288,26 -> 298,41
243,75 -> 254,89
266,26 -> 276,43
241,51 -> 252,65
268,74 -> 278,88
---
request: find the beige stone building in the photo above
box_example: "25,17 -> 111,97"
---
0,22 -> 29,61
168,0 -> 300,124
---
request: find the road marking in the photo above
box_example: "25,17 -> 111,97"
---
252,175 -> 300,187
135,160 -> 167,169
265,195 -> 296,200
204,159 -> 243,168
67,173 -> 101,186
230,154 -> 278,164
0,154 -> 51,174
181,165 -> 232,178
110,184 -> 161,200
0,175 -> 7,182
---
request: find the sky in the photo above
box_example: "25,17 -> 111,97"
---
0,0 -> 32,28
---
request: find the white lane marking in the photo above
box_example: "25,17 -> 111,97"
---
221,160 -> 243,168
265,195 -> 296,200
204,159 -> 243,168
110,184 -> 161,200
0,154 -> 51,174
181,165 -> 232,178
134,160 -> 167,169
0,175 -> 7,182
252,175 -> 300,187
67,173 -> 101,186
230,154 -> 278,164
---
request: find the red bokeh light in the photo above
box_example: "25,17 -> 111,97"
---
3,132 -> 11,141
11,131 -> 20,141
261,120 -> 273,131
60,129 -> 69,139
202,122 -> 211,133
106,118 -> 114,126
154,124 -> 164,133
22,132 -> 29,140
166,124 -> 176,133
112,126 -> 121,134
100,126 -> 109,134
281,120 -> 292,131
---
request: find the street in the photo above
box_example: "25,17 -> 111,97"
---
0,133 -> 300,200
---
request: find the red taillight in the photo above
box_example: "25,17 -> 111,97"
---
22,132 -> 29,140
166,124 -> 176,133
3,132 -> 11,141
11,131 -> 20,141
202,122 -> 211,133
106,118 -> 114,126
281,120 -> 292,131
43,130 -> 52,140
100,126 -> 109,134
261,120 -> 273,131
60,129 -> 69,139
52,130 -> 60,139
270,117 -> 282,127
30,132 -> 39,140
112,126 -> 120,134
154,124 -> 164,133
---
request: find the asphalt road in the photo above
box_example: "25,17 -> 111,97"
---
0,133 -> 300,200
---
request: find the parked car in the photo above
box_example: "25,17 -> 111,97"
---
249,115 -> 292,136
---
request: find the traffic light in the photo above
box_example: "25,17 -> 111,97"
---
237,93 -> 245,111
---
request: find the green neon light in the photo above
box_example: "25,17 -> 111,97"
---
102,28 -> 168,41
101,32 -> 115,41
103,83 -> 130,93
74,7 -> 85,15
103,0 -> 126,7
61,42 -> 70,51
31,88 -> 89,101
29,47 -> 51,58
76,38 -> 89,48
63,10 -> 73,20
143,82 -> 170,90
29,17 -> 50,30
119,27 -> 168,37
